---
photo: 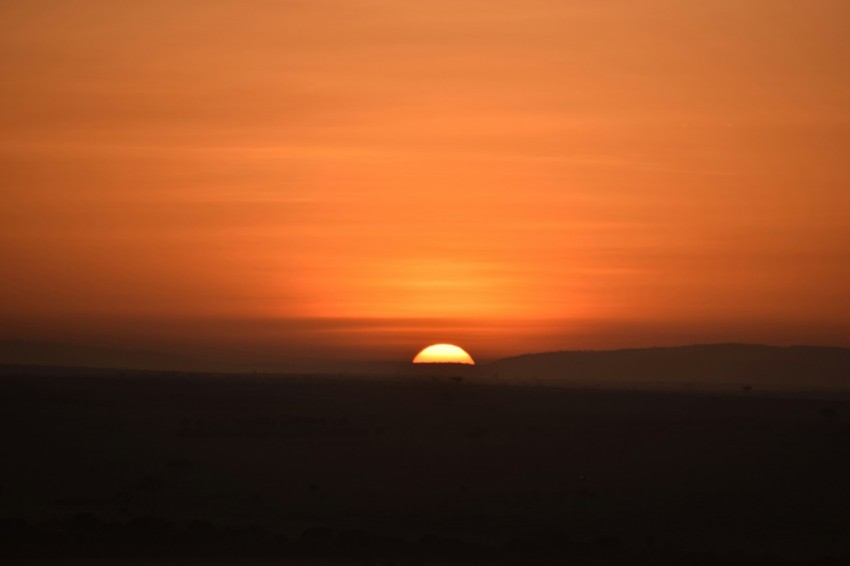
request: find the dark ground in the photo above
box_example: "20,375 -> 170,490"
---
2,365 -> 850,564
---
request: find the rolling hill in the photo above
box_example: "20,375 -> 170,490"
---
486,343 -> 850,391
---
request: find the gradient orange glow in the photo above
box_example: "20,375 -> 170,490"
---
1,1 -> 849,364
413,344 -> 475,365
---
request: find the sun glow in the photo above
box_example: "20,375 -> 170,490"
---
412,344 -> 475,365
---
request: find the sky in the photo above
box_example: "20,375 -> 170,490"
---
1,0 -> 849,365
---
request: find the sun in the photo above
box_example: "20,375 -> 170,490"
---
412,344 -> 475,365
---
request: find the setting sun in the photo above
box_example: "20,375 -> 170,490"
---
412,344 -> 475,365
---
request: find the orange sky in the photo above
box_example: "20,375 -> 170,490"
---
1,1 -> 849,364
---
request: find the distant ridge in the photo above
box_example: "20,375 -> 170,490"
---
487,343 -> 850,390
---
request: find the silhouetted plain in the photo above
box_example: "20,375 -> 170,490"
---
2,345 -> 850,563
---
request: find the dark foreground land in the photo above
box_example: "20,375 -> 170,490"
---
2,366 -> 850,564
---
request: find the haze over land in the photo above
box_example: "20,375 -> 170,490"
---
2,343 -> 849,395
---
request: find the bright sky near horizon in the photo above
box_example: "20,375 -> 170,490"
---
1,1 -> 849,363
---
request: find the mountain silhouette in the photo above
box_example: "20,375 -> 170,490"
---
487,343 -> 850,390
